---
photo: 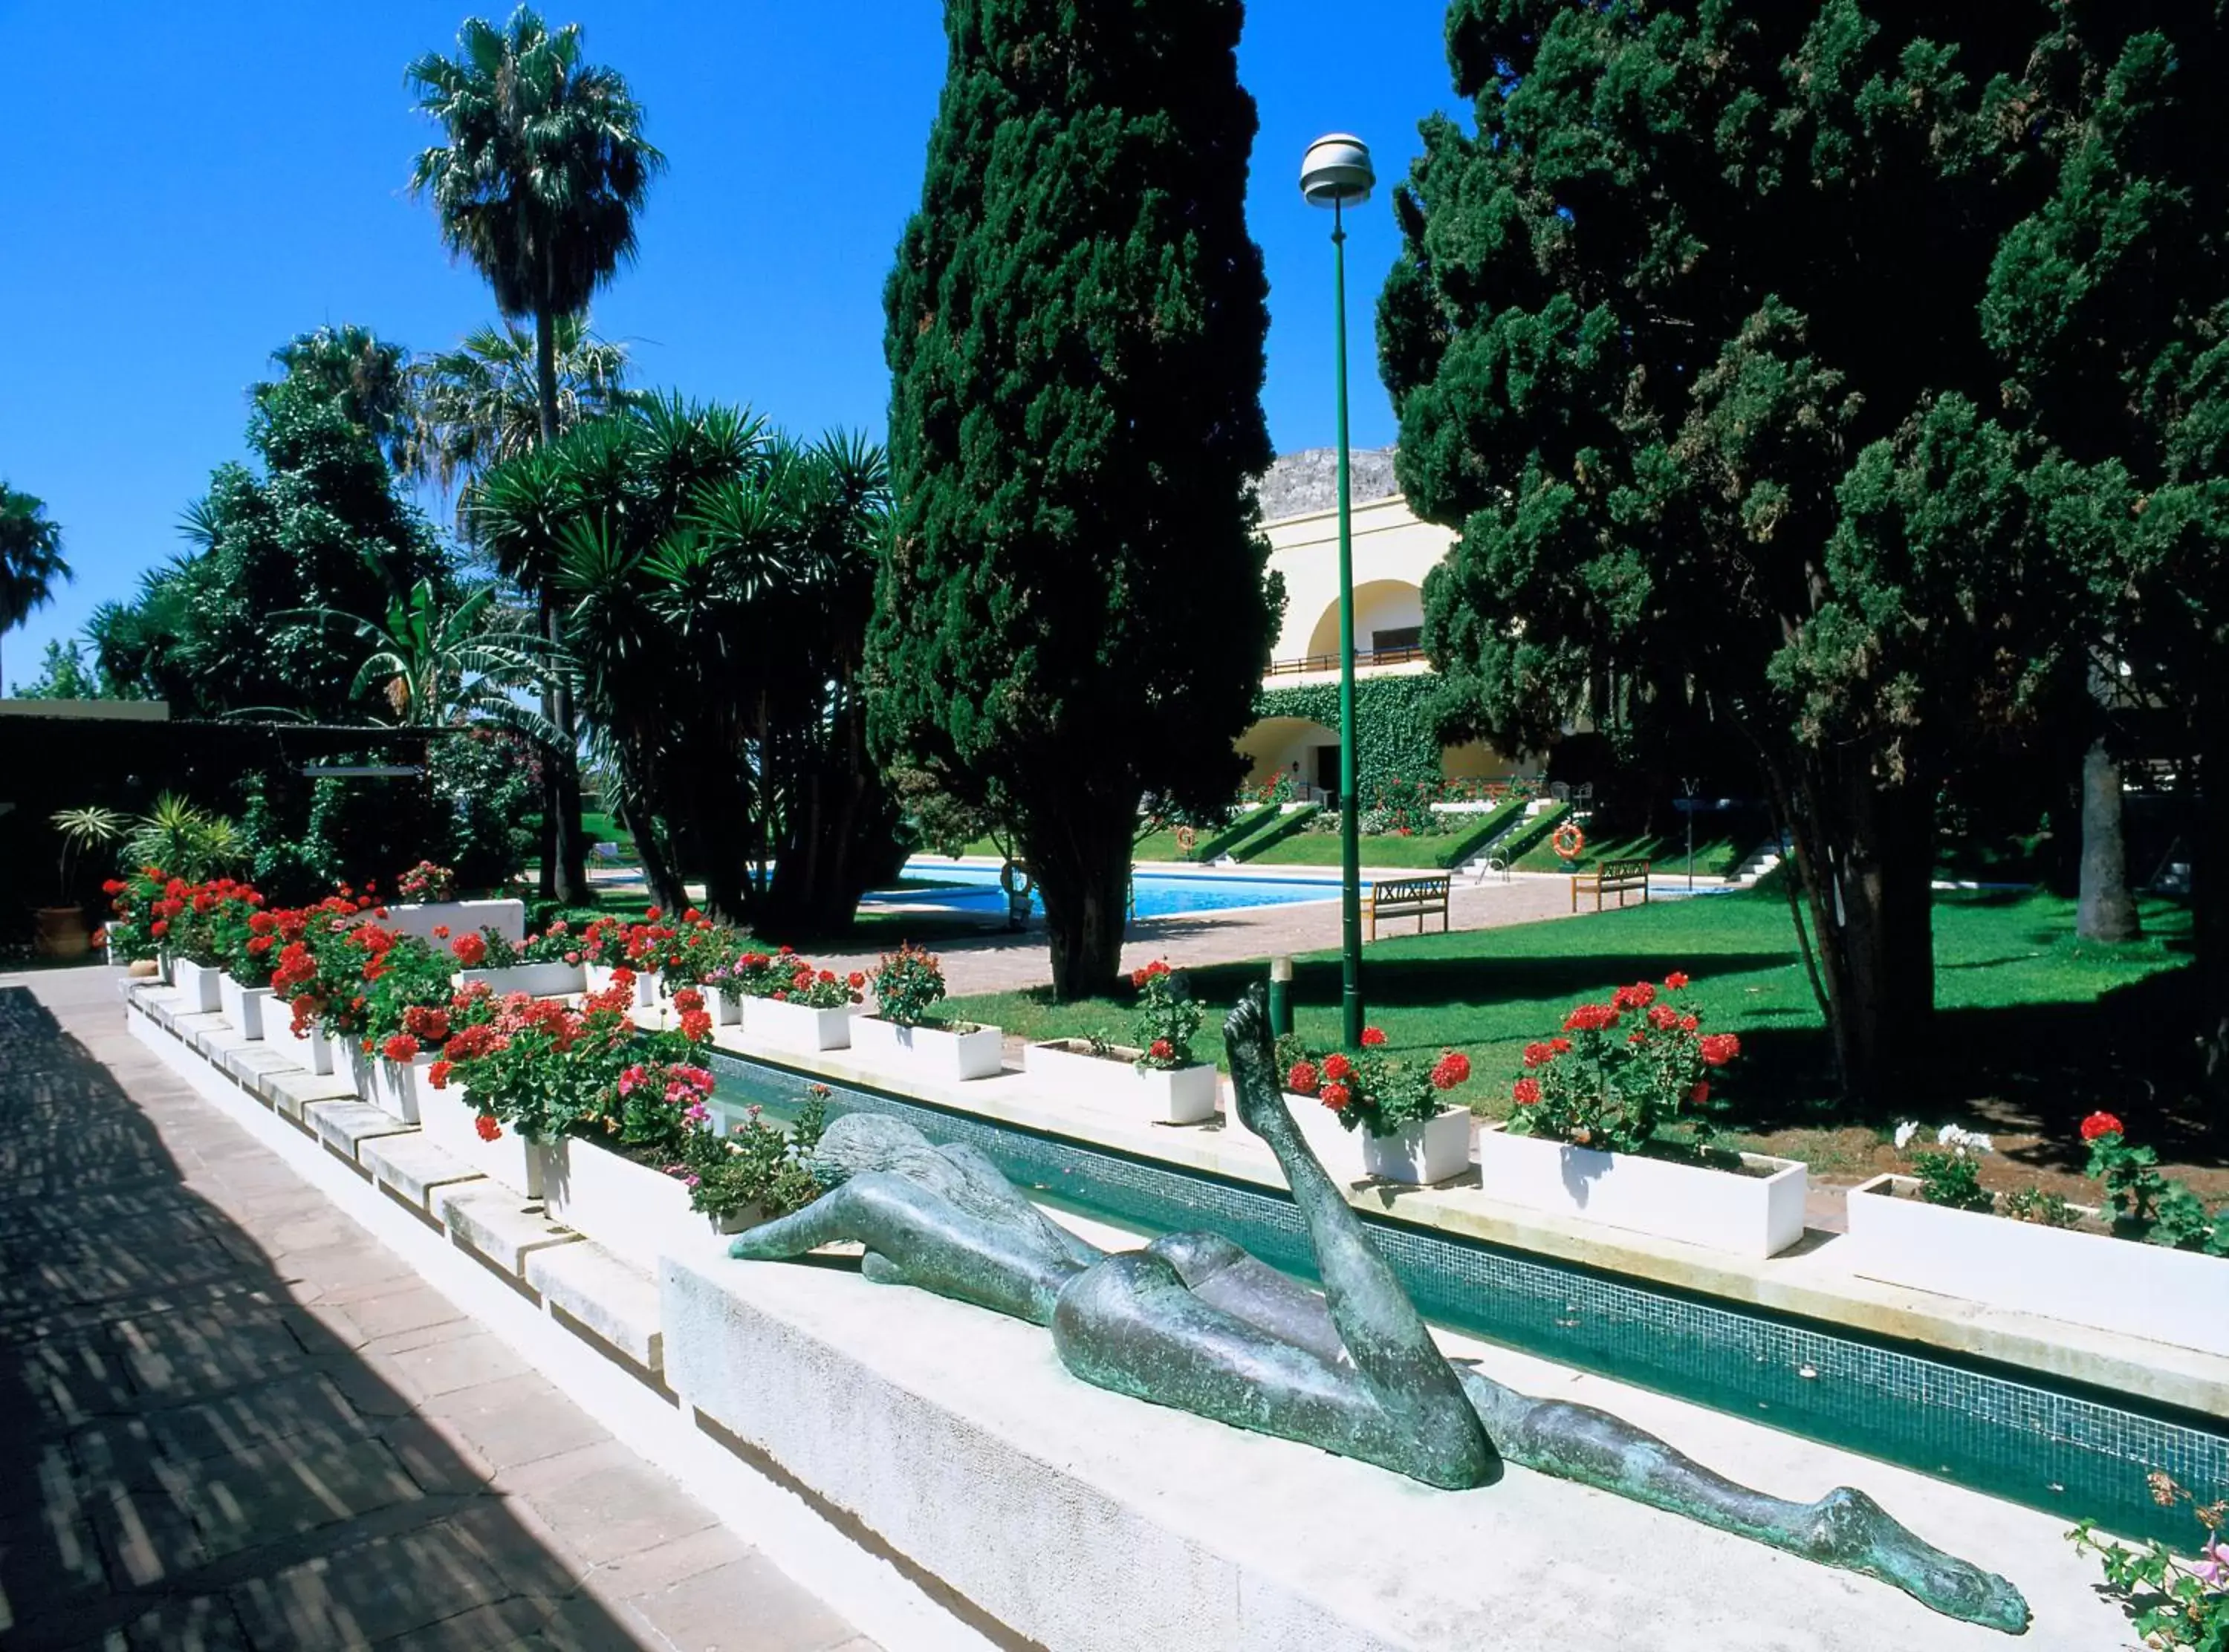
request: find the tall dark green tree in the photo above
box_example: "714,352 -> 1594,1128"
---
259,325 -> 417,472
871,0 -> 1277,999
1380,4 -> 2127,1103
409,5 -> 663,905
1977,7 -> 2229,1116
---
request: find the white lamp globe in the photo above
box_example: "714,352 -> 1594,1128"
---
1300,133 -> 1375,209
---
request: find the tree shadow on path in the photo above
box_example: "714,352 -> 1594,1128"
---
0,983 -> 651,1651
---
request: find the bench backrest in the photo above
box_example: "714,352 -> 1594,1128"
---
1371,875 -> 1452,904
1596,859 -> 1650,882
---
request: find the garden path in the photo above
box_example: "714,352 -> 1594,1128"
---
0,969 -> 876,1652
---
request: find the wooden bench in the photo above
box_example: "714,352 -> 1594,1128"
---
1363,874 -> 1451,940
1571,859 -> 1652,913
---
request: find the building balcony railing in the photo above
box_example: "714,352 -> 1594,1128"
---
1262,645 -> 1430,678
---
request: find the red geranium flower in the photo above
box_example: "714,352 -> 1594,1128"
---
1360,1026 -> 1387,1047
1563,1003 -> 1619,1033
679,1009 -> 713,1042
382,1033 -> 420,1063
1430,1051 -> 1470,1090
451,933 -> 488,967
1698,1032 -> 1741,1067
1322,1053 -> 1353,1082
1689,1081 -> 1710,1105
1286,1061 -> 1320,1096
474,1113 -> 502,1142
1148,1038 -> 1174,1061
1511,1077 -> 1541,1106
427,1059 -> 453,1090
1320,1082 -> 1352,1112
672,987 -> 704,1014
1664,972 -> 1690,990
2080,1111 -> 2124,1142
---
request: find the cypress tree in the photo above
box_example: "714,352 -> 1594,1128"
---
873,0 -> 1276,998
1380,4 -> 2129,1105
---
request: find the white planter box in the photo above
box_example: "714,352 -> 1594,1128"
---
1361,1108 -> 1475,1186
1025,1041 -> 1219,1125
217,975 -> 272,1041
686,980 -> 742,1027
345,1044 -> 435,1125
1478,1125 -> 1807,1258
456,960 -> 585,999
1227,1094 -> 1372,1185
850,1015 -> 1004,1082
172,957 -> 222,1014
542,1135 -> 751,1275
1843,1174 -> 2229,1357
584,963 -> 661,1010
385,898 -> 526,945
262,1009 -> 334,1075
418,1083 -> 544,1199
744,995 -> 854,1053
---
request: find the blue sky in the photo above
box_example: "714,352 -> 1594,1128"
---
0,1 -> 1464,681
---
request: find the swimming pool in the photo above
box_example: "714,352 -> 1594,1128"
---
870,861 -> 1341,922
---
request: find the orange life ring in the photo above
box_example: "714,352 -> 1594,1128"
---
1175,825 -> 1198,855
1551,822 -> 1586,861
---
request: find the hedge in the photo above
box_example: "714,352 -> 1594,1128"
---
1252,675 -> 1443,789
1187,801 -> 1283,862
1224,802 -> 1321,861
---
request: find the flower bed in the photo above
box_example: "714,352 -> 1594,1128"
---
542,1134 -> 753,1275
745,995 -> 854,1053
1025,961 -> 1217,1125
1846,1113 -> 2228,1355
418,1081 -> 544,1198
447,922 -> 588,998
1843,1174 -> 2229,1356
1026,1041 -> 1219,1125
851,945 -> 1001,1081
1479,1125 -> 1805,1257
1279,1029 -> 1474,1185
217,975 -> 272,1041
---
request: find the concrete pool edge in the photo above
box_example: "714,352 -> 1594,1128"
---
703,1022 -> 2229,1425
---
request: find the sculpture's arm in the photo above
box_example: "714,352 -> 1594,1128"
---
1222,992 -> 1496,1486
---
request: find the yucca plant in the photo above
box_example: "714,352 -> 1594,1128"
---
49,806 -> 126,905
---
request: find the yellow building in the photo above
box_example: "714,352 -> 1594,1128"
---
1237,451 -> 1535,796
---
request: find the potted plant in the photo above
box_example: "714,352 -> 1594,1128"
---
1843,1111 -> 2228,1356
162,878 -> 249,1015
1478,974 -> 1805,1256
850,944 -> 1002,1081
262,894 -> 368,1075
340,931 -> 456,1124
739,952 -> 864,1053
447,923 -> 586,998
382,858 -> 526,946
211,886 -> 279,1039
578,914 -> 669,1009
1284,1029 -> 1474,1185
1025,960 -> 1219,1125
39,807 -> 126,959
658,913 -> 745,1027
424,978 -> 640,1197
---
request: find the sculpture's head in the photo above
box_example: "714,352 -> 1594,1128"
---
804,1111 -> 937,1185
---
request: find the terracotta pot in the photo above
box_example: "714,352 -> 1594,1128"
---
33,905 -> 90,959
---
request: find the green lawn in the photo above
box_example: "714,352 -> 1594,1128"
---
1517,833 -> 1742,877
1248,831 -> 1465,868
945,888 -> 2202,1174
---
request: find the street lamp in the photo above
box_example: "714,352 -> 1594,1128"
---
1301,132 -> 1375,1050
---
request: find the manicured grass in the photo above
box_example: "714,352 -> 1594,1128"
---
945,888 -> 2207,1181
1248,831 -> 1467,868
1519,833 -> 1742,877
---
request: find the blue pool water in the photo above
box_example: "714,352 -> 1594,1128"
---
869,862 -> 1340,921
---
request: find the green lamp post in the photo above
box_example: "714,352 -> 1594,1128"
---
1301,131 -> 1375,1049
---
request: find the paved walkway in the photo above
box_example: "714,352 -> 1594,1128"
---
0,969 -> 874,1652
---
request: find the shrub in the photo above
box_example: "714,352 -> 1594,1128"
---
1129,960 -> 1201,1070
1502,972 -> 1733,1156
872,944 -> 947,1027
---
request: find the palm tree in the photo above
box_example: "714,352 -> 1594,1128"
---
1,484 -> 71,689
301,579 -> 563,738
407,6 -> 661,906
412,315 -> 632,502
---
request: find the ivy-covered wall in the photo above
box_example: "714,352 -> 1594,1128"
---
1252,675 -> 1443,787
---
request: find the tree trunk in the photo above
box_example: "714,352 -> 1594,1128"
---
533,303 -> 591,908
1781,754 -> 1939,1108
2077,739 -> 2142,943
1028,807 -> 1132,1001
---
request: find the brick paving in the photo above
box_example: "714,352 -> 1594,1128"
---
0,969 -> 875,1652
